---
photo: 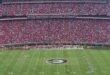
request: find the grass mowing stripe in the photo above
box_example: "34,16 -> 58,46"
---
76,50 -> 90,75
33,50 -> 42,75
1,51 -> 19,75
87,50 -> 104,75
15,51 -> 29,75
11,51 -> 20,75
54,50 -> 65,75
70,50 -> 83,75
63,50 -> 71,75
25,51 -> 38,75
83,50 -> 98,75
46,50 -> 56,75
37,50 -> 45,75
39,50 -> 45,75
5,51 -> 21,75
32,51 -> 41,75
42,51 -> 46,75
61,50 -> 66,75
74,50 -> 83,75
67,50 -> 78,75
0,51 -> 12,75
97,51 -> 110,75
66,51 -> 76,75
22,51 -> 35,75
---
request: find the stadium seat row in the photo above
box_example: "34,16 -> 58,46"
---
0,19 -> 109,45
0,3 -> 110,16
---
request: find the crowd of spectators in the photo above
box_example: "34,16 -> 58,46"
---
0,19 -> 109,45
0,1 -> 110,47
0,3 -> 109,16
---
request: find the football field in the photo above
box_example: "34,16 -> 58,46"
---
0,49 -> 110,75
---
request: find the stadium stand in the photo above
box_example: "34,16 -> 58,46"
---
0,19 -> 109,45
0,0 -> 110,47
0,3 -> 108,16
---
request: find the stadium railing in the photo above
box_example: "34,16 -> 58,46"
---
2,0 -> 107,4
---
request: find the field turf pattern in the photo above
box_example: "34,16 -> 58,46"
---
0,49 -> 110,75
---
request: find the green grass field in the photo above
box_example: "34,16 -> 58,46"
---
0,49 -> 110,75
